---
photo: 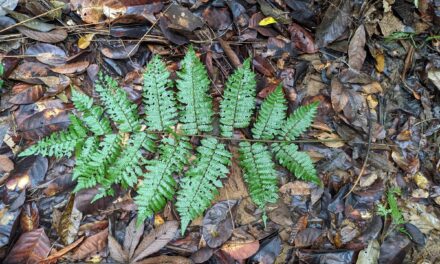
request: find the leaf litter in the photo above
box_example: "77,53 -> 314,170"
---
0,0 -> 440,263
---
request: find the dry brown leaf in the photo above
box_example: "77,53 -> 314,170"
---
331,78 -> 348,113
4,228 -> 51,264
131,221 -> 178,263
279,181 -> 311,196
374,52 -> 385,73
221,240 -> 259,261
51,61 -> 89,74
348,25 -> 366,71
57,195 -> 82,245
108,235 -> 128,263
135,255 -> 192,264
316,132 -> 345,148
20,202 -> 39,232
0,154 -> 14,173
124,217 -> 144,259
17,27 -> 67,43
71,228 -> 108,260
362,82 -> 383,94
40,236 -> 85,264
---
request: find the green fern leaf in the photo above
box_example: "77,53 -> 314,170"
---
176,46 -> 213,134
176,138 -> 231,234
19,115 -> 87,158
109,132 -> 156,189
239,142 -> 278,225
143,55 -> 178,131
272,143 -> 320,185
279,101 -> 318,140
72,136 -> 99,181
73,133 -> 122,194
135,137 -> 192,224
252,85 -> 287,140
219,59 -> 256,136
71,89 -> 112,135
95,74 -> 141,132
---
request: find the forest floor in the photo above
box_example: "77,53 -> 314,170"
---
1,0 -> 440,263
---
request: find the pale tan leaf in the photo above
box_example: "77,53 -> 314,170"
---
123,217 -> 144,259
108,235 -> 128,263
131,221 -> 178,263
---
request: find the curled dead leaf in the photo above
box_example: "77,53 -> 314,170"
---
71,228 -> 108,260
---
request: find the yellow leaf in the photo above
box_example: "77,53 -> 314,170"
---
374,52 -> 385,73
78,33 -> 95,49
154,214 -> 164,227
259,16 -> 277,26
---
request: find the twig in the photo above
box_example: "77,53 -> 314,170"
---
0,6 -> 64,34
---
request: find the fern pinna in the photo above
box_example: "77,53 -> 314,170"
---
20,47 -> 319,233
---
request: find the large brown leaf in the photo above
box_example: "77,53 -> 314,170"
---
8,84 -> 45,105
348,25 -> 366,71
3,228 -> 51,264
17,26 -> 67,43
25,43 -> 67,66
6,156 -> 48,191
71,228 -> 108,260
315,0 -> 351,47
131,221 -> 178,263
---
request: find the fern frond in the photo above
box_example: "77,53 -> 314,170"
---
19,115 -> 87,158
95,74 -> 141,132
135,137 -> 192,224
109,132 -> 156,189
72,136 -> 99,180
71,89 -> 112,135
176,46 -> 213,134
239,142 -> 278,225
272,143 -> 320,185
278,101 -> 318,140
176,138 -> 231,234
219,59 -> 256,136
251,85 -> 287,140
143,55 -> 178,131
387,188 -> 404,225
73,133 -> 123,194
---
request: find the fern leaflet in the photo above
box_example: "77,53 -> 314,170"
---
176,46 -> 213,134
239,142 -> 278,225
136,137 -> 192,224
219,59 -> 256,136
143,55 -> 178,131
272,143 -> 319,185
176,138 -> 231,234
109,132 -> 156,189
252,85 -> 287,140
95,74 -> 141,132
279,101 -> 318,140
19,115 -> 87,158
71,89 -> 112,135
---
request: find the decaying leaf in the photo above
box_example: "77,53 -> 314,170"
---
20,202 -> 39,232
221,240 -> 259,261
356,239 -> 380,264
71,228 -> 108,260
78,33 -> 95,49
131,221 -> 178,263
0,154 -> 14,173
57,195 -> 82,245
25,43 -> 67,66
108,235 -> 129,263
315,0 -> 351,47
51,61 -> 89,74
124,217 -> 144,258
4,228 -> 51,264
348,25 -> 366,71
17,27 -> 67,43
202,200 -> 236,248
40,237 -> 85,264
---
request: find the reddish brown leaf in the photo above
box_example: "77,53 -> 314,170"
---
0,154 -> 14,173
288,22 -> 318,54
40,236 -> 84,264
51,61 -> 89,74
71,228 -> 108,260
101,44 -> 139,59
17,27 -> 67,43
252,55 -> 275,77
221,240 -> 259,260
17,108 -> 70,140
20,202 -> 39,232
4,228 -> 51,264
9,62 -> 51,84
348,25 -> 366,71
9,85 -> 45,105
202,6 -> 232,31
